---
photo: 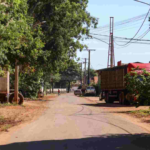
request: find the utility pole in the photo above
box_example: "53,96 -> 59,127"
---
82,58 -> 87,85
80,62 -> 83,85
108,17 -> 115,68
83,49 -> 96,85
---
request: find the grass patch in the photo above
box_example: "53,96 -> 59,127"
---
1,124 -> 12,132
0,116 -> 5,124
128,110 -> 150,117
79,95 -> 84,97
0,115 -> 22,132
0,103 -> 24,107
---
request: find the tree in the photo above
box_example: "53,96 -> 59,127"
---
60,61 -> 81,93
43,73 -> 61,94
27,0 -> 98,71
0,0 -> 45,100
0,0 -> 44,68
0,0 -> 98,98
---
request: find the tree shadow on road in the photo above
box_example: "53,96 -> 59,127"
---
0,134 -> 150,150
81,103 -> 134,108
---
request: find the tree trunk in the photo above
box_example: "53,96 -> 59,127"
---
52,82 -> 54,93
43,82 -> 45,96
50,87 -> 51,93
68,81 -> 70,93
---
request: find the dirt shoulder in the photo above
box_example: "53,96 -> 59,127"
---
0,94 -> 58,145
0,94 -> 57,133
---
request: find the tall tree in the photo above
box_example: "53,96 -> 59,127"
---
28,0 -> 98,71
0,0 -> 44,68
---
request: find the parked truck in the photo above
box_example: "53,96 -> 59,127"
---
97,62 -> 150,104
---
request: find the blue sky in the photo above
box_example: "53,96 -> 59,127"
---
77,0 -> 150,70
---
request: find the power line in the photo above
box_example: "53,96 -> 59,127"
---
114,29 -> 150,47
114,8 -> 150,46
92,19 -> 148,33
89,32 -> 150,42
90,13 -> 147,31
88,35 -> 109,45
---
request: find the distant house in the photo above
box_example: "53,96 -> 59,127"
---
90,76 -> 98,84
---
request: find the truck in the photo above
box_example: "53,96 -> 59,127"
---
97,62 -> 150,104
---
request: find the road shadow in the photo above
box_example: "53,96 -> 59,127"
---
0,134 -> 150,150
81,103 -> 134,108
83,95 -> 99,97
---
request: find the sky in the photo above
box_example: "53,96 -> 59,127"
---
77,0 -> 150,70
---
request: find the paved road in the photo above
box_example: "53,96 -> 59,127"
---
0,93 -> 150,150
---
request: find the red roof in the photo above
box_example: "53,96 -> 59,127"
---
128,63 -> 150,72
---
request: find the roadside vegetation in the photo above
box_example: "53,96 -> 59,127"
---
125,68 -> 150,107
0,116 -> 20,132
0,0 -> 98,99
127,110 -> 150,118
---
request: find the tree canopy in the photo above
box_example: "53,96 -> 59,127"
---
0,0 -> 44,68
0,0 -> 98,97
27,0 -> 98,71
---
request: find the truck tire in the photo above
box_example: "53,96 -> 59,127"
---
119,92 -> 125,105
105,93 -> 114,103
105,93 -> 109,103
9,93 -> 24,105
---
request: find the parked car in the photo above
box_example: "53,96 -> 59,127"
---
74,89 -> 82,96
85,86 -> 96,96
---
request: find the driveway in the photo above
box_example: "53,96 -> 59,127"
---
0,93 -> 150,150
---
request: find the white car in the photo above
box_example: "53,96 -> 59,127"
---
85,86 -> 96,96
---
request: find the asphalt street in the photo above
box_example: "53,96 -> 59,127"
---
0,93 -> 150,150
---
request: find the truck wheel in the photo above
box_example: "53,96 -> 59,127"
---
9,93 -> 24,105
119,92 -> 125,105
109,98 -> 114,103
105,93 -> 114,103
105,93 -> 109,103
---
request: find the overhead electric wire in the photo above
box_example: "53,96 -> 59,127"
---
114,8 -> 150,46
114,29 -> 150,48
89,29 -> 150,48
88,35 -> 109,45
89,32 -> 150,42
91,14 -> 146,30
90,13 -> 147,32
91,21 -> 149,34
137,28 -> 150,39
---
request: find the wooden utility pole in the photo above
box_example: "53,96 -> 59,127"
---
81,63 -> 83,84
14,62 -> 19,103
83,58 -> 87,84
79,62 -> 83,85
88,51 -> 90,85
83,49 -> 96,85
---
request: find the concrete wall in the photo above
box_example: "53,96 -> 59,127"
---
0,71 -> 9,94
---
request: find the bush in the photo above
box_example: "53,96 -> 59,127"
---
125,69 -> 150,107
